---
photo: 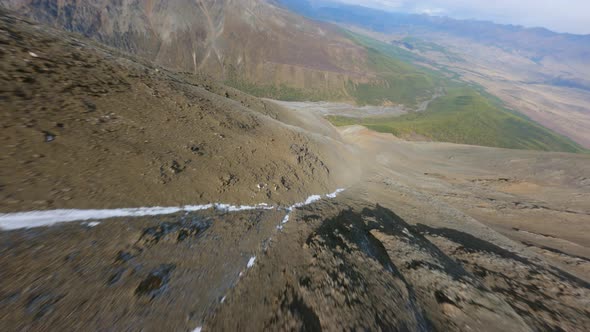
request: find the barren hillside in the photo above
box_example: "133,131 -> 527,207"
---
1,0 -> 374,100
0,9 -> 357,212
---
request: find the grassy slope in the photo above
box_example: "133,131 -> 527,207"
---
223,64 -> 346,101
329,88 -> 584,152
223,31 -> 445,105
328,32 -> 585,153
397,36 -> 465,63
348,48 -> 437,106
225,78 -> 343,102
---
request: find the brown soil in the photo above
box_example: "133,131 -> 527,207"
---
0,208 -> 286,331
2,188 -> 588,331
207,197 -> 589,331
0,10 -> 357,212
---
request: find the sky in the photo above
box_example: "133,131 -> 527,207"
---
329,0 -> 590,34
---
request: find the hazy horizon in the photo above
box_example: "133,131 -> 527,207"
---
326,0 -> 590,35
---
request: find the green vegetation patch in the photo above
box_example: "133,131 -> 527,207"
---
225,78 -> 345,102
328,88 -> 585,153
343,32 -> 445,106
396,36 -> 465,63
347,48 -> 438,106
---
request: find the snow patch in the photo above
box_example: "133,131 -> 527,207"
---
304,195 -> 322,205
326,188 -> 345,199
192,327 -> 202,332
276,188 -> 346,230
86,222 -> 100,227
213,203 -> 274,212
281,211 -> 291,224
247,256 -> 256,268
402,228 -> 413,237
0,205 -> 214,230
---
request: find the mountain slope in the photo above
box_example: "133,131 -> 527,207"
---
0,9 -> 356,212
1,0 -> 374,101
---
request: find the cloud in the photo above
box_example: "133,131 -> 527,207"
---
329,0 -> 590,34
414,7 -> 446,16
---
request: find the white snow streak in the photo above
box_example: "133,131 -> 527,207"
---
213,203 -> 273,212
0,205 -> 212,230
303,195 -> 322,205
277,188 -> 346,229
326,188 -> 345,199
0,189 -> 346,231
